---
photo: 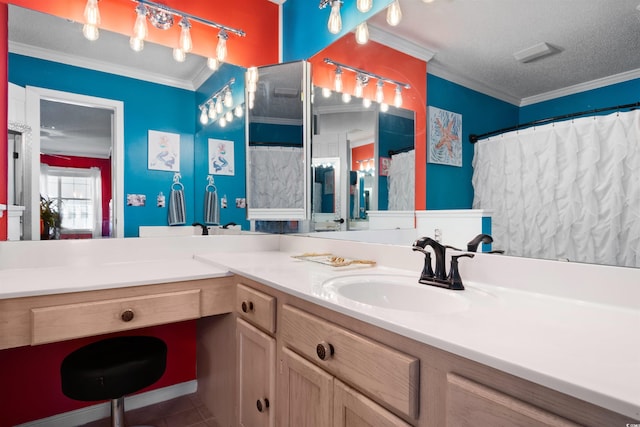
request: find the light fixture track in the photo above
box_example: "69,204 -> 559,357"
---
134,0 -> 246,37
198,78 -> 236,110
323,58 -> 410,89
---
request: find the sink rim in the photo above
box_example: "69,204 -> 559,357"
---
321,273 -> 480,313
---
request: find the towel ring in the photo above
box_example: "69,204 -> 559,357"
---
206,184 -> 217,192
171,182 -> 184,191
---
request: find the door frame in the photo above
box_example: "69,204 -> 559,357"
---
24,86 -> 124,239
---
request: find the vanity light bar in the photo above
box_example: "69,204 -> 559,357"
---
198,78 -> 236,110
133,0 -> 246,37
323,58 -> 410,89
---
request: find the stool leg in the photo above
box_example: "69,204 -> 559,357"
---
111,397 -> 125,427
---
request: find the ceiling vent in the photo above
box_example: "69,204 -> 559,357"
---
513,42 -> 558,63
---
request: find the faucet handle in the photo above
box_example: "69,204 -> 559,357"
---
447,253 -> 475,290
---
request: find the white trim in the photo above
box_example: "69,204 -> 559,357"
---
0,204 -> 6,218
427,63 -> 521,106
9,41 -> 194,91
519,67 -> 640,106
415,209 -> 490,219
25,87 -> 125,239
368,24 -> 436,63
15,380 -> 197,427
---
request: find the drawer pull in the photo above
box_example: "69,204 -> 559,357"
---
241,301 -> 254,313
120,309 -> 135,322
316,341 -> 334,360
256,398 -> 270,412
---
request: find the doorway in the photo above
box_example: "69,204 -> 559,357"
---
24,87 -> 124,239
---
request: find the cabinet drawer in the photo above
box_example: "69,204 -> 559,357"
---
446,374 -> 579,427
31,289 -> 201,344
281,304 -> 419,420
236,283 -> 276,334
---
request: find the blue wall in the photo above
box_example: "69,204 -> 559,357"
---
282,0 -> 393,62
519,79 -> 640,122
194,64 -> 250,230
9,53 -> 195,237
426,73 -> 518,210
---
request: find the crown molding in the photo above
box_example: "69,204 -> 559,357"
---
9,41 -> 195,91
519,68 -> 640,106
368,24 -> 435,63
427,62 -> 521,106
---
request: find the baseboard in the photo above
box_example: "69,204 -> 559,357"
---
15,380 -> 197,427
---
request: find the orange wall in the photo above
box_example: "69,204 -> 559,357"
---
351,143 -> 374,171
3,0 -> 279,68
310,35 -> 427,210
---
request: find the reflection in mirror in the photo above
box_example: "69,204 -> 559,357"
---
311,86 -> 415,231
246,61 -> 311,229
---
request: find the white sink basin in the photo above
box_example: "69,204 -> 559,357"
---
322,274 -> 483,313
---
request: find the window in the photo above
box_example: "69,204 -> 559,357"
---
40,165 -> 102,237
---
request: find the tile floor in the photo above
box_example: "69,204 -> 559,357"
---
80,393 -> 220,427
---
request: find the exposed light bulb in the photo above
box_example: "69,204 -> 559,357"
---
133,4 -> 148,40
380,102 -> 389,112
234,105 -> 244,117
375,81 -> 384,103
207,58 -> 219,71
173,48 -> 186,62
200,107 -> 208,125
386,0 -> 402,26
363,98 -> 372,108
179,18 -> 192,53
223,88 -> 233,108
84,0 -> 100,26
248,92 -> 255,109
208,103 -> 217,120
322,87 -> 332,98
225,111 -> 233,122
354,78 -> 364,98
342,93 -> 352,103
247,67 -> 259,88
129,37 -> 144,52
334,67 -> 343,93
357,0 -> 373,13
355,22 -> 369,45
394,85 -> 403,108
422,0 -> 435,2
217,30 -> 228,62
83,24 -> 99,41
215,97 -> 223,114
219,117 -> 227,127
328,1 -> 342,34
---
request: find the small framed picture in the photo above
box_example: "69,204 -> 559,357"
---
148,130 -> 180,172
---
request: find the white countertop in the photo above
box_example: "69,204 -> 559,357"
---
0,257 -> 230,298
195,250 -> 640,421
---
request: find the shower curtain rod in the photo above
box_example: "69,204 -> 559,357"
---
468,101 -> 640,143
388,146 -> 414,156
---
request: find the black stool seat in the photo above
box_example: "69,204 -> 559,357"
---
61,336 -> 167,402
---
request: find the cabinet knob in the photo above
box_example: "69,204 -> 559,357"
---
256,398 -> 270,412
120,309 -> 135,322
316,341 -> 334,361
241,301 -> 254,313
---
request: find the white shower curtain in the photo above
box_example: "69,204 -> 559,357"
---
249,146 -> 305,209
472,110 -> 640,267
388,150 -> 415,210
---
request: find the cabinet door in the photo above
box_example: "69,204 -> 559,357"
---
280,347 -> 334,427
237,318 -> 276,427
334,379 -> 412,427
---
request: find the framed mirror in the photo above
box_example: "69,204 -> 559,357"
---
245,61 -> 311,222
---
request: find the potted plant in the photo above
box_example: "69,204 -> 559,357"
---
40,195 -> 61,240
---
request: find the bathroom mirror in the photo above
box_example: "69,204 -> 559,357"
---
245,61 -> 311,221
311,86 -> 415,231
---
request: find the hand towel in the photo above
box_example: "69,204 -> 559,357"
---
168,182 -> 186,226
204,185 -> 219,225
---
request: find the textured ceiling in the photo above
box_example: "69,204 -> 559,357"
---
370,0 -> 640,105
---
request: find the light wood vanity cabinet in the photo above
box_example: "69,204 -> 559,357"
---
235,282 -> 277,427
197,275 -> 634,427
279,304 -> 418,426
